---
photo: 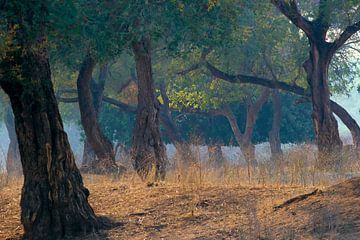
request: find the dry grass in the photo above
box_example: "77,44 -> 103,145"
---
1,143 -> 360,239
1,170 -> 360,240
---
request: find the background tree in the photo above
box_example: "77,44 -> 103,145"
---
271,0 -> 360,163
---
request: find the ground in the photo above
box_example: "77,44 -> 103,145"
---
0,175 -> 359,240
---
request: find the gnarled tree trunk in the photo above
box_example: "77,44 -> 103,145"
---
303,43 -> 342,167
131,37 -> 167,181
0,41 -> 98,240
77,57 -> 117,173
269,90 -> 283,161
4,106 -> 22,176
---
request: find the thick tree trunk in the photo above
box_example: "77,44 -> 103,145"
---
131,38 -> 167,181
4,106 -> 22,176
77,57 -> 117,173
304,43 -> 342,167
0,48 -> 98,239
269,90 -> 283,161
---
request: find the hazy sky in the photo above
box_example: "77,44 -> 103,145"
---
333,77 -> 360,143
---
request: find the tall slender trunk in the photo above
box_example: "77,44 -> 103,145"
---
0,46 -> 98,239
131,37 -> 167,181
77,57 -> 117,173
269,90 -> 283,161
304,43 -> 342,166
82,139 -> 96,168
159,83 -> 193,167
4,105 -> 22,176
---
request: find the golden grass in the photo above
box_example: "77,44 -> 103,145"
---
0,148 -> 359,240
0,170 -> 343,240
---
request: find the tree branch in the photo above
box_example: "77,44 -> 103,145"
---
271,0 -> 314,40
329,20 -> 360,55
206,61 -> 309,96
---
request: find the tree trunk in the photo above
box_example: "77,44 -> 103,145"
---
269,90 -> 283,161
0,47 -> 98,239
82,139 -> 96,168
159,83 -> 193,167
4,106 -> 22,176
131,37 -> 167,181
77,57 -> 117,173
208,144 -> 225,169
303,43 -> 342,167
330,101 -> 360,149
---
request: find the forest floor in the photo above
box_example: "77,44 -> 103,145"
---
0,174 -> 359,240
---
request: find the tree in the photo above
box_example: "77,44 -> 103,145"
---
131,37 -> 167,180
271,0 -> 360,161
4,105 -> 21,176
76,57 -> 118,173
269,90 -> 283,161
0,1 -> 98,238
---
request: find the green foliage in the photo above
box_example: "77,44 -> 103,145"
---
99,105 -> 135,146
167,92 -> 314,145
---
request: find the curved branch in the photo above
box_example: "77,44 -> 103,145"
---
205,61 -> 360,148
206,61 -> 309,96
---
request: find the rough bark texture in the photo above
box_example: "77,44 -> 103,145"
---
77,57 -> 118,173
270,0 -> 360,166
131,38 -> 167,181
0,45 -> 98,239
4,106 -> 22,176
303,43 -> 342,161
269,90 -> 283,161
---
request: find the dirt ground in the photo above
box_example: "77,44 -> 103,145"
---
0,175 -> 359,240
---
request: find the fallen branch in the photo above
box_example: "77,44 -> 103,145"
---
273,189 -> 321,211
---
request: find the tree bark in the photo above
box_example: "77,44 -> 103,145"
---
82,139 -> 96,168
131,37 -> 167,181
4,106 -> 22,176
269,90 -> 283,161
270,0 -> 360,166
77,57 -> 118,173
330,101 -> 360,149
0,43 -> 98,239
303,42 -> 342,164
